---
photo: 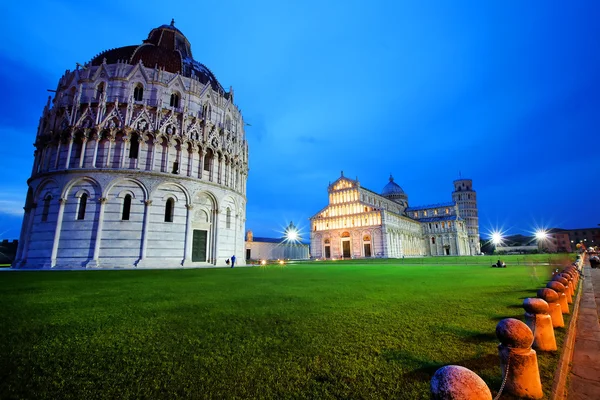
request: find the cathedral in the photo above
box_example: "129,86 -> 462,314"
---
14,21 -> 248,268
309,173 -> 480,259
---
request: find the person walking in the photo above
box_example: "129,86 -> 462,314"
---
231,255 -> 236,268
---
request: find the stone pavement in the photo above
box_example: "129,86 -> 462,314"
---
567,265 -> 600,399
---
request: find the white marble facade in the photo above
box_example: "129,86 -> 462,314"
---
310,174 -> 477,259
14,22 -> 248,268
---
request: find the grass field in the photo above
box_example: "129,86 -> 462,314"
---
0,256 -> 575,399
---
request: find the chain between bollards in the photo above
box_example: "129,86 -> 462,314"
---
493,351 -> 511,400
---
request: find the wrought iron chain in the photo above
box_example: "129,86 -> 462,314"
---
494,351 -> 511,400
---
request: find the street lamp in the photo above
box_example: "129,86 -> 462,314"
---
491,232 -> 503,246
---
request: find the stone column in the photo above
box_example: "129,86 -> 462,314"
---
135,137 -> 143,169
164,140 -> 170,173
211,208 -> 219,264
50,198 -> 67,267
120,137 -> 129,169
92,135 -> 100,167
137,200 -> 152,266
182,204 -> 194,265
217,156 -> 223,184
177,145 -> 183,174
199,150 -> 206,179
54,140 -> 62,169
188,146 -> 194,177
64,136 -> 74,169
150,139 -> 159,171
87,197 -> 107,268
105,138 -> 114,167
78,137 -> 88,168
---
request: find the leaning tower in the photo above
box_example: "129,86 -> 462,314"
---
451,179 -> 480,255
14,21 -> 249,269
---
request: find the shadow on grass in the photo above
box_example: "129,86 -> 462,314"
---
386,351 -> 499,384
490,314 -> 523,322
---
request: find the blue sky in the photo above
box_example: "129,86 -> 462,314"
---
0,0 -> 599,241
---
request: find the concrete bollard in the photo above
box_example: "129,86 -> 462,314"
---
546,281 -> 569,314
552,276 -> 572,304
537,288 -> 564,328
558,273 -> 575,300
565,266 -> 579,286
523,298 -> 557,351
563,268 -> 578,287
496,318 -> 543,399
430,365 -> 492,400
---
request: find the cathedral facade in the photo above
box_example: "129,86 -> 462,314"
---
309,173 -> 480,259
14,21 -> 248,268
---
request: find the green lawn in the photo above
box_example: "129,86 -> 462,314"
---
0,258 -> 575,399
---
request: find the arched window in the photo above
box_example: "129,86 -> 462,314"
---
42,195 -> 52,222
77,193 -> 88,220
431,237 -> 436,244
133,84 -> 144,101
170,93 -> 180,108
441,222 -> 445,228
129,135 -> 139,159
96,82 -> 105,100
204,149 -> 213,171
122,194 -> 132,220
164,198 -> 174,222
226,208 -> 231,228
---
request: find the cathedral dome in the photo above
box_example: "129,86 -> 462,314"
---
90,20 -> 226,94
382,175 -> 405,196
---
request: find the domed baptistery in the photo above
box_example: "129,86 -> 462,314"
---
14,21 -> 249,268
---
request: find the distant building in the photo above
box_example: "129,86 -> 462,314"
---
541,229 -> 572,253
245,224 -> 309,261
495,234 -> 538,254
309,173 -> 480,259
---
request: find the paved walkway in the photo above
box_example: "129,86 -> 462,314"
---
568,265 -> 600,399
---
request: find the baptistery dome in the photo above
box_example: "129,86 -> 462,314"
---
14,22 -> 249,269
90,20 -> 225,93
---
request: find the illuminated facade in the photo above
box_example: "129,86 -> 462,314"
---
310,173 -> 477,258
14,21 -> 248,268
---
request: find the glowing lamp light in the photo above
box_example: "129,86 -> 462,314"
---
491,232 -> 503,246
279,260 -> 284,265
535,229 -> 548,240
286,230 -> 298,241
261,260 -> 266,265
